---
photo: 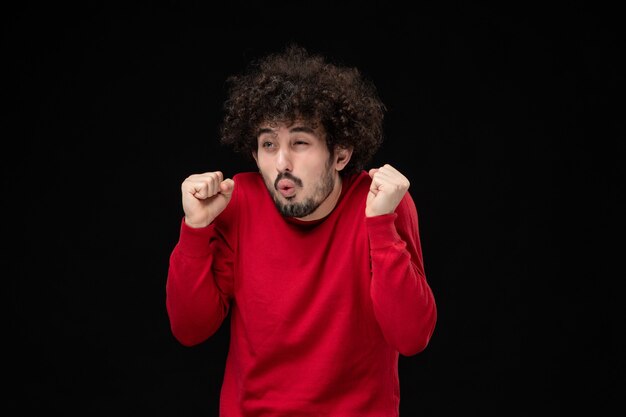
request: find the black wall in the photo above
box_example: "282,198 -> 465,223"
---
4,2 -> 622,416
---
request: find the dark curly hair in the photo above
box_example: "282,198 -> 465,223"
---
219,44 -> 386,176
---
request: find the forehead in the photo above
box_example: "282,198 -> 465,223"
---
256,119 -> 324,136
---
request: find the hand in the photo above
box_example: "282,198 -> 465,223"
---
181,171 -> 235,228
366,164 -> 410,217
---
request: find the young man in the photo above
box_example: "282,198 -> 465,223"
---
166,44 -> 437,416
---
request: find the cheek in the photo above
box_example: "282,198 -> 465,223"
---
256,159 -> 276,185
311,158 -> 333,178
255,154 -> 271,172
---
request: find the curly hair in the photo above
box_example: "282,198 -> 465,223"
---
219,44 -> 386,176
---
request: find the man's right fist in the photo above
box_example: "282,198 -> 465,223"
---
181,171 -> 235,228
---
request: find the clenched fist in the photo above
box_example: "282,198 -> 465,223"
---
181,171 -> 235,228
366,164 -> 410,217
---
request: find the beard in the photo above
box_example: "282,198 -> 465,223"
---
267,160 -> 336,218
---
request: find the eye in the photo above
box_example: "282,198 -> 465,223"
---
261,141 -> 275,149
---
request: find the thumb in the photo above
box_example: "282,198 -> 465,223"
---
368,168 -> 379,178
219,178 -> 235,198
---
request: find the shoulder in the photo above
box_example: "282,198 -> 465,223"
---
398,189 -> 417,212
212,172 -> 267,237
336,171 -> 370,210
232,172 -> 263,185
230,172 -> 265,196
216,172 -> 264,222
395,190 -> 420,233
344,170 -> 371,194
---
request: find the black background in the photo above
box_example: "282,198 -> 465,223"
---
3,2 -> 623,416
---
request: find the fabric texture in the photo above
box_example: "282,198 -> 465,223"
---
166,170 -> 437,416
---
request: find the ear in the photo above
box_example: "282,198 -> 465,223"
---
252,151 -> 259,165
334,146 -> 353,172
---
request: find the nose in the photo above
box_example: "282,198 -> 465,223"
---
276,147 -> 292,173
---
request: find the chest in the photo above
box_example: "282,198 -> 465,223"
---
232,214 -> 371,312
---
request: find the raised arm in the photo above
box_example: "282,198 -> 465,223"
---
166,172 -> 236,346
366,165 -> 437,356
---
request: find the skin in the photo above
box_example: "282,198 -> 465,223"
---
181,121 -> 410,228
252,121 -> 350,221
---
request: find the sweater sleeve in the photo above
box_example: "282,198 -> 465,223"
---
166,218 -> 235,347
367,193 -> 437,356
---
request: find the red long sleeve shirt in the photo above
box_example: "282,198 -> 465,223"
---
166,171 -> 437,416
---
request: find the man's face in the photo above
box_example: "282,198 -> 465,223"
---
253,120 -> 341,220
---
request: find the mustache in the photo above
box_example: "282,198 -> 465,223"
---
274,172 -> 303,190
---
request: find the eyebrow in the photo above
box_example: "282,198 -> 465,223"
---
256,126 -> 316,136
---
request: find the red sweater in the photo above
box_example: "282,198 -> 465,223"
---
166,171 -> 437,416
